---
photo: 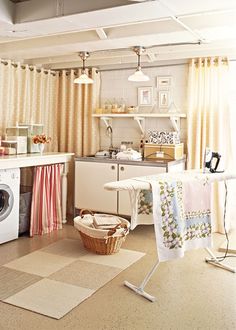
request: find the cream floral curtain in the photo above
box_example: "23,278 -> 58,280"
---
187,57 -> 235,232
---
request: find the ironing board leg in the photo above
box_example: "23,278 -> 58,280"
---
124,259 -> 160,302
205,248 -> 236,273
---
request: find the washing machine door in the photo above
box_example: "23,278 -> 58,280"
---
0,184 -> 14,222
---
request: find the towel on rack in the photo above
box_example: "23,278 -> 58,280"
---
129,175 -> 212,261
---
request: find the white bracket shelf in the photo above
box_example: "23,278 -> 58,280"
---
93,113 -> 186,133
170,116 -> 180,132
100,116 -> 112,128
134,117 -> 145,135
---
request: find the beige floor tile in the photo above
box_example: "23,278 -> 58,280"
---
41,238 -> 87,258
4,251 -> 76,277
49,259 -> 121,290
79,248 -> 145,269
0,267 -> 41,300
4,278 -> 94,319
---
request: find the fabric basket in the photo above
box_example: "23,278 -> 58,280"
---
74,210 -> 130,255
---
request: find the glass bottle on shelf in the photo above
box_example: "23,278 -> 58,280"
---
111,98 -> 118,113
104,99 -> 112,113
119,98 -> 126,113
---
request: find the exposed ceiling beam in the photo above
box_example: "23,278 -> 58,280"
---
146,52 -> 157,62
158,0 -> 207,42
96,28 -> 108,40
0,0 -> 14,25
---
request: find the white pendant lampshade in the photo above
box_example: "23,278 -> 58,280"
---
128,46 -> 149,82
74,52 -> 94,84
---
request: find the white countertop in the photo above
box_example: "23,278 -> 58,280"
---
0,152 -> 74,169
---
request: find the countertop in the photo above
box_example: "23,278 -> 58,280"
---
0,152 -> 74,169
75,155 -> 186,167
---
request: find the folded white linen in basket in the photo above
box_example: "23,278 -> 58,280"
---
129,174 -> 212,261
93,214 -> 121,227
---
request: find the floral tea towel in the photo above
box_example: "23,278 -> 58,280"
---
149,178 -> 212,261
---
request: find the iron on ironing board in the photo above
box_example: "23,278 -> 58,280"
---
203,148 -> 224,173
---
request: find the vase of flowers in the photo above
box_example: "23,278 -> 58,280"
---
32,134 -> 51,155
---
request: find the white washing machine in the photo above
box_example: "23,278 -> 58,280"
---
0,168 -> 20,244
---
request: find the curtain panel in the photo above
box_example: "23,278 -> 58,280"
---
57,68 -> 100,156
0,59 -> 101,229
187,57 -> 236,232
0,60 -> 59,151
56,68 -> 101,214
30,164 -> 63,236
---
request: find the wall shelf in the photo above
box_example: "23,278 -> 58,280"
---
92,113 -> 186,133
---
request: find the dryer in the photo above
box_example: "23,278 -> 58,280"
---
0,168 -> 20,244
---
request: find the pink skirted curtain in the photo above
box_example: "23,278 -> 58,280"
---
30,164 -> 63,236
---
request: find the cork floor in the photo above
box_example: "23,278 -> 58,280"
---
0,222 -> 235,330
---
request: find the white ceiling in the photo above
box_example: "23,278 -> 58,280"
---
0,0 -> 236,69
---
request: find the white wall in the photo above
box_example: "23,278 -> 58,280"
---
99,63 -> 188,151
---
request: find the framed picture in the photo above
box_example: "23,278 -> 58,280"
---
157,76 -> 172,88
159,90 -> 170,108
138,87 -> 153,106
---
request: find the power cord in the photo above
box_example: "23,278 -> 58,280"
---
206,181 -> 236,262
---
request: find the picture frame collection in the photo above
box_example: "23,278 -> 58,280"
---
137,76 -> 172,111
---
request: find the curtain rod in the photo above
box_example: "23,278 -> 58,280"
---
0,60 -> 57,76
97,62 -> 188,72
98,58 -> 236,73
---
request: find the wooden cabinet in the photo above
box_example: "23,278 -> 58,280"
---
75,158 -> 185,216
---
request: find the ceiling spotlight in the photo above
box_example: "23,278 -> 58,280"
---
74,52 -> 93,84
128,46 -> 149,82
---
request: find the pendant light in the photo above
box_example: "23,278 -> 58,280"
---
128,46 -> 149,82
74,52 -> 94,84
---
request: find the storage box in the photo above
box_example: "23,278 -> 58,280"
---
18,124 -> 44,153
147,130 -> 180,144
5,127 -> 28,154
6,126 -> 28,137
0,146 -> 16,155
1,139 -> 26,154
144,143 -> 184,160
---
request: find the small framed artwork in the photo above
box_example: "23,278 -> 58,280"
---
157,76 -> 172,89
138,87 -> 153,106
159,90 -> 170,108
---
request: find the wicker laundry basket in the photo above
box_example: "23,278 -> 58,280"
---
74,210 -> 130,255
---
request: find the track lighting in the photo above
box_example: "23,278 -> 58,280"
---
74,52 -> 94,84
128,46 -> 149,82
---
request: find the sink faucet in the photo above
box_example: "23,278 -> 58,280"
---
106,125 -> 113,149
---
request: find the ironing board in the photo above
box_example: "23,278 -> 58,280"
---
104,170 -> 236,302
